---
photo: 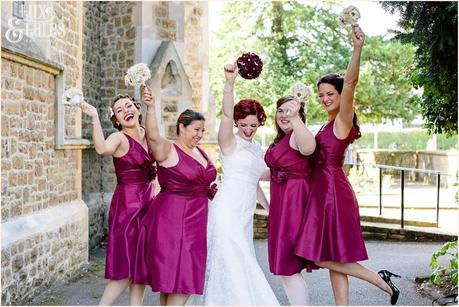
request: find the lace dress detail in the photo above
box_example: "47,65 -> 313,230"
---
187,135 -> 279,305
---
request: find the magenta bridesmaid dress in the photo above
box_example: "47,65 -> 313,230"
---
135,144 -> 217,294
295,120 -> 368,263
105,133 -> 156,280
264,131 -> 315,275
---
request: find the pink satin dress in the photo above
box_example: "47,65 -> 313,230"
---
135,144 -> 217,294
105,133 -> 156,280
264,131 -> 315,275
295,120 -> 368,263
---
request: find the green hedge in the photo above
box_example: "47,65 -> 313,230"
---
353,131 -> 457,150
256,128 -> 457,151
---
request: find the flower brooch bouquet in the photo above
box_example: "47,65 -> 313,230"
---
339,5 -> 361,26
63,87 -> 84,106
125,63 -> 151,87
290,83 -> 311,114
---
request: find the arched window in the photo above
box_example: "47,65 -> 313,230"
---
161,60 -> 182,96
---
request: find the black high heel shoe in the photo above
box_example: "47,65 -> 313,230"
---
378,270 -> 401,305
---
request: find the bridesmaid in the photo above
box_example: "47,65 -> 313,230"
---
264,95 -> 316,305
80,95 -> 156,305
136,86 -> 217,306
294,25 -> 400,305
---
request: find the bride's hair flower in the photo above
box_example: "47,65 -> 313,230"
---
125,63 -> 151,87
62,87 -> 83,106
339,5 -> 361,26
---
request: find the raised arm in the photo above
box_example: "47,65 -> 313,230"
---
336,25 -> 365,131
284,99 -> 316,156
80,101 -> 122,156
218,64 -> 238,155
141,86 -> 172,162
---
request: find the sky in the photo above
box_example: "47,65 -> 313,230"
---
329,1 -> 401,36
209,1 -> 402,37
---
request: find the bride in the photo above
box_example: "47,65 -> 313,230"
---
188,64 -> 279,305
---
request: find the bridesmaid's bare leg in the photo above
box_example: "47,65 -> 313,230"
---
99,279 -> 131,305
128,283 -> 146,305
160,293 -> 167,306
280,273 -> 309,305
166,293 -> 190,306
329,270 -> 349,305
316,261 -> 392,294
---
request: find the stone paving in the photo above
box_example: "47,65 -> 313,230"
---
31,240 -> 447,306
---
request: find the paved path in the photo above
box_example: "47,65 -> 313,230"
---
31,240 -> 445,306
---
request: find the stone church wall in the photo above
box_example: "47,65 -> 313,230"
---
1,2 -> 88,304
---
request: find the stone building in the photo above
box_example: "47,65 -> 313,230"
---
1,1 -> 215,304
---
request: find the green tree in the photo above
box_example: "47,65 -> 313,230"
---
381,1 -> 458,135
210,1 -> 420,126
356,36 -> 420,123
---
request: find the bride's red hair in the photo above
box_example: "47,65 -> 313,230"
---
233,99 -> 266,126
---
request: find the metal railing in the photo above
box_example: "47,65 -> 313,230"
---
354,163 -> 444,228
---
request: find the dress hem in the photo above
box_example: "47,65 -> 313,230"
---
105,274 -> 133,281
150,285 -> 203,295
294,250 -> 369,264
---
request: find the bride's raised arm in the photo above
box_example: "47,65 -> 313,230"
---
218,63 -> 239,155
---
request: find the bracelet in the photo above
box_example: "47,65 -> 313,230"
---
146,110 -> 155,114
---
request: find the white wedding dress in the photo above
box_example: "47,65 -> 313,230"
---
187,135 -> 279,305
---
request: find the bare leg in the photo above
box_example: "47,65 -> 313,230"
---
329,270 -> 349,305
280,273 -> 309,305
316,261 -> 392,295
99,279 -> 131,305
166,293 -> 190,306
128,283 -> 146,306
160,293 -> 167,306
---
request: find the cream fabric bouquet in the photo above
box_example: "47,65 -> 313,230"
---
291,83 -> 310,103
290,83 -> 311,114
124,63 -> 151,87
339,5 -> 361,26
63,87 -> 84,106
